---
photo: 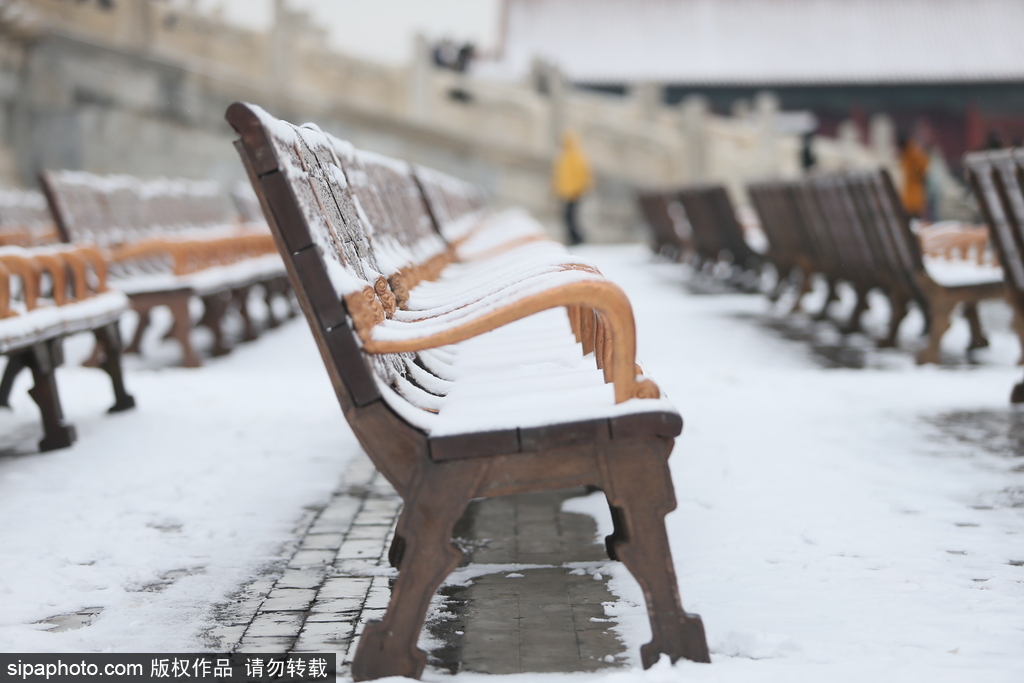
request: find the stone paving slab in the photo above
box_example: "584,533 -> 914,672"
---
212,454 -> 627,677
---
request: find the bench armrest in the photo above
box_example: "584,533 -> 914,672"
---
345,273 -> 659,404
0,252 -> 41,310
0,260 -> 9,318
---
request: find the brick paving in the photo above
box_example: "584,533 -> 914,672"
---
212,454 -> 627,677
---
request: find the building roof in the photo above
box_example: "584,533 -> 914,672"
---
489,0 -> 1024,85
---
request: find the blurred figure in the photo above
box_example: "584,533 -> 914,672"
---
433,39 -> 475,73
552,130 -> 592,245
898,132 -> 929,220
800,131 -> 817,172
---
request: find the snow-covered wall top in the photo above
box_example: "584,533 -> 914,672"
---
495,0 -> 1024,85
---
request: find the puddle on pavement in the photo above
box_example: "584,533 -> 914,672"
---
426,488 -> 626,675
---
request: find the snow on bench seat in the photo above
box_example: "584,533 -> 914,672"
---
111,254 -> 285,296
0,291 -> 127,354
923,256 -> 1004,288
380,308 -> 674,437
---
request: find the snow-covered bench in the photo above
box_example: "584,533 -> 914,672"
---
0,245 -> 134,451
747,171 -> 1004,362
0,188 -> 59,247
227,102 -> 711,680
965,148 -> 1024,400
39,170 -> 292,367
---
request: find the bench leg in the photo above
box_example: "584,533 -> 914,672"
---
1012,308 -> 1024,366
768,264 -> 792,303
814,278 -> 839,321
963,302 -> 990,350
262,282 -> 281,329
199,293 -> 232,357
601,441 -> 711,668
788,271 -> 814,314
840,287 -> 870,335
878,294 -> 910,348
232,286 -> 258,342
917,300 -> 954,365
94,322 -> 136,413
0,353 -> 28,408
1012,373 -> 1024,404
125,306 -> 152,355
281,279 -> 298,319
26,342 -> 76,452
168,296 -> 202,368
351,463 -> 482,681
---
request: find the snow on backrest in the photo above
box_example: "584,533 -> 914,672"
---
413,165 -> 487,243
0,189 -> 49,228
245,109 -> 414,395
45,171 -> 230,246
343,148 -> 449,272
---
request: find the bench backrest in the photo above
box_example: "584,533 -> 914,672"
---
229,102 -> 450,488
0,189 -> 56,247
413,164 -> 487,244
965,150 -> 1024,295
334,144 -> 451,287
637,191 -> 688,258
747,181 -> 810,269
677,185 -> 757,265
40,171 -> 231,246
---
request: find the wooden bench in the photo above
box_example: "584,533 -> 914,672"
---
228,102 -> 710,680
39,171 -> 292,367
748,171 -> 1004,362
0,188 -> 59,247
637,191 -> 690,261
677,184 -> 762,278
964,148 -> 1024,400
0,245 -> 134,451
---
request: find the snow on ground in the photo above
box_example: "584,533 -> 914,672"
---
1,244 -> 1023,681
0,309 -> 358,651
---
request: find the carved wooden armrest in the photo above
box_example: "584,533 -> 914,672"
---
68,246 -> 109,292
32,253 -> 69,306
58,250 -> 89,300
0,252 -> 41,310
345,277 -> 659,404
111,239 -> 196,275
0,260 -> 10,318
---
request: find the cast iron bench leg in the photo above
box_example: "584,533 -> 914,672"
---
125,304 -> 152,355
814,279 -> 839,321
602,440 -> 711,667
841,286 -> 870,335
352,462 -> 483,681
0,353 -> 28,408
788,271 -> 814,314
963,302 -> 990,350
199,293 -> 232,357
94,322 -> 136,413
27,341 -> 76,452
878,294 -> 911,348
262,282 -> 281,329
169,295 -> 202,368
232,286 -> 258,342
917,300 -> 954,364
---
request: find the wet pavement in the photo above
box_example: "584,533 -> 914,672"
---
211,457 -> 627,677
